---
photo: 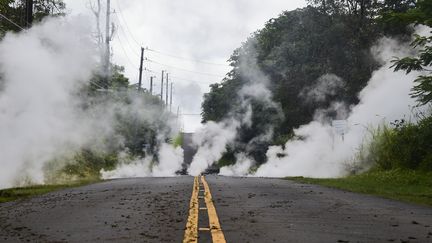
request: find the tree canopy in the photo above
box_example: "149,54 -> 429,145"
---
202,2 -> 415,165
0,0 -> 65,36
388,0 -> 432,105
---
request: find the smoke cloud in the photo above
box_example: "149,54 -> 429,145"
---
300,74 -> 345,103
187,119 -> 241,176
190,26 -> 431,178
187,44 -> 281,175
253,32 -> 429,178
0,16 -> 182,189
219,153 -> 253,176
101,143 -> 183,179
0,17 -> 96,188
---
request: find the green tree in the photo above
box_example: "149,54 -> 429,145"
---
0,0 -> 65,37
308,0 -> 415,17
202,4 -> 414,166
0,0 -> 66,91
88,64 -> 130,92
389,0 -> 432,105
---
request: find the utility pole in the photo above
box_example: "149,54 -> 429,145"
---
138,47 -> 144,91
160,70 -> 165,101
176,106 -> 181,130
165,73 -> 169,106
104,0 -> 111,88
150,76 -> 154,95
170,82 -> 173,112
25,0 -> 33,28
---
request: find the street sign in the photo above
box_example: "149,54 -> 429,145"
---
332,120 -> 348,141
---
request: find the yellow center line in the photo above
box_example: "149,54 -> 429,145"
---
183,176 -> 226,243
183,176 -> 199,243
201,176 -> 227,243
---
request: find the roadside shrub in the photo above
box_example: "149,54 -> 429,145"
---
368,116 -> 432,171
173,133 -> 183,148
62,149 -> 118,178
43,149 -> 118,184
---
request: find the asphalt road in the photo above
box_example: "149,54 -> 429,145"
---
1,176 -> 432,243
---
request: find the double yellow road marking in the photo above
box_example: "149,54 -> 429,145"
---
183,176 -> 226,243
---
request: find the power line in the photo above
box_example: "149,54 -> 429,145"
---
114,31 -> 140,70
144,67 -> 155,73
113,12 -> 141,59
146,47 -> 230,67
170,75 -> 219,85
112,3 -> 229,68
147,58 -> 225,78
112,3 -> 230,69
114,0 -> 142,47
0,13 -> 25,31
0,13 -> 121,93
111,1 -> 228,83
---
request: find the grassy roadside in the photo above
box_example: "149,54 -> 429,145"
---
0,179 -> 100,204
287,169 -> 432,207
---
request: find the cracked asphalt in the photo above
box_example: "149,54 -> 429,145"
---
1,176 -> 432,242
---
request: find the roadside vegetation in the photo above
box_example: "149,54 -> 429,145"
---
0,1 -> 177,187
173,133 -> 184,148
0,179 -> 99,204
290,1 -> 432,207
298,109 -> 432,206
289,169 -> 432,206
202,0 -> 417,166
366,116 -> 432,172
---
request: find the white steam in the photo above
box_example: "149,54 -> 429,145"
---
153,143 -> 184,176
187,119 -> 241,176
197,26 -> 430,178
100,153 -> 154,178
0,17 -> 96,188
0,17 -> 183,189
254,34 -> 427,178
101,143 -> 183,179
300,73 -> 345,103
219,153 -> 253,176
187,46 -> 280,175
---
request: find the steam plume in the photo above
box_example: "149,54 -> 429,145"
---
254,32 -> 429,177
0,16 -> 182,189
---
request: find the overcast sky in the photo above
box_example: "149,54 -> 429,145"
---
64,0 -> 306,132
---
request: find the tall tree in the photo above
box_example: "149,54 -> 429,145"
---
0,0 -> 65,36
202,3 -> 415,166
389,0 -> 432,105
